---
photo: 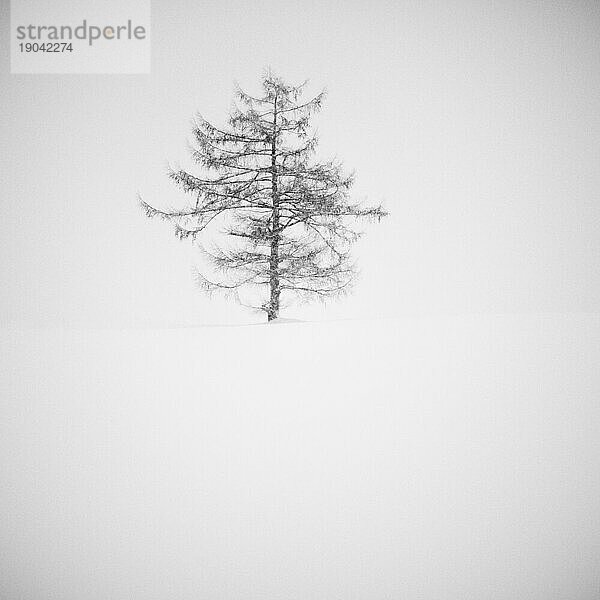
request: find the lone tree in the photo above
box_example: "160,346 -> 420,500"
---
141,72 -> 387,321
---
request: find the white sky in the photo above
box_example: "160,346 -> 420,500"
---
1,0 -> 600,326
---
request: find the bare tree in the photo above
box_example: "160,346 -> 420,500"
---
140,72 -> 387,321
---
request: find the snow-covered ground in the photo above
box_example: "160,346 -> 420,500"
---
1,314 -> 599,599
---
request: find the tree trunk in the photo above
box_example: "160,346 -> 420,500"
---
268,94 -> 280,321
